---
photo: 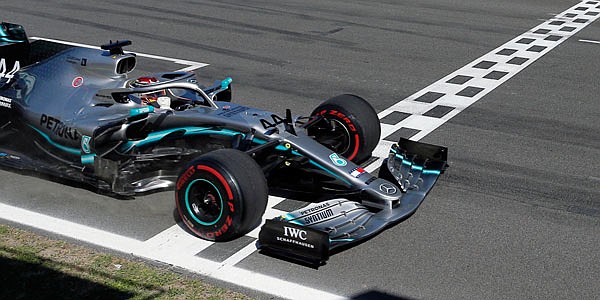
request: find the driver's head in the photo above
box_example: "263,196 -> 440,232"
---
133,76 -> 158,86
130,76 -> 167,106
139,90 -> 166,105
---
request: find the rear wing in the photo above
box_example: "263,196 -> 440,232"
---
0,22 -> 29,68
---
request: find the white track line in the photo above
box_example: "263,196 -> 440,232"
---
211,0 -> 600,271
364,0 -> 600,171
0,202 -> 142,252
29,37 -> 209,71
142,224 -> 214,256
0,203 -> 345,300
376,1 -> 600,143
579,39 -> 600,44
2,1 -> 600,299
219,242 -> 260,267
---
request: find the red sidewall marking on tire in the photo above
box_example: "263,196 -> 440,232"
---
176,166 -> 196,190
317,109 -> 361,160
348,134 -> 360,161
175,166 -> 235,239
174,192 -> 202,236
175,165 -> 235,239
196,165 -> 234,200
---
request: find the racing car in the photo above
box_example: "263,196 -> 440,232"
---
0,23 -> 447,264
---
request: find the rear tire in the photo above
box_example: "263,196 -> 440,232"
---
175,149 -> 268,241
309,94 -> 381,163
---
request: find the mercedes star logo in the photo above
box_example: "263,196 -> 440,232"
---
379,183 -> 397,194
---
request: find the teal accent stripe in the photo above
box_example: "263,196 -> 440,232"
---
129,106 -> 154,117
422,169 -> 441,175
251,137 -> 287,151
330,238 -> 354,243
185,179 -> 224,226
28,125 -> 80,155
308,159 -> 352,186
282,213 -> 304,225
394,153 -> 440,174
119,126 -> 241,152
411,165 -> 423,171
81,154 -> 95,165
0,37 -> 25,43
252,138 -> 267,145
221,77 -> 232,89
288,220 -> 303,225
275,145 -> 289,151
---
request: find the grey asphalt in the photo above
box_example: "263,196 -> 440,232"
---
1,0 -> 599,299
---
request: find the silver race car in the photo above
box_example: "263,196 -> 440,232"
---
0,23 -> 447,265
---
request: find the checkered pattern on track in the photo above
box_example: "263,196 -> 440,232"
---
194,0 -> 600,265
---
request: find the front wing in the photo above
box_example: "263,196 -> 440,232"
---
258,138 -> 448,265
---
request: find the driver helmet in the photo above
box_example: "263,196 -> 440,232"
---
132,76 -> 159,86
131,76 -> 166,105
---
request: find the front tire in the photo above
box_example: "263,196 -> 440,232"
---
175,149 -> 268,241
308,94 -> 381,163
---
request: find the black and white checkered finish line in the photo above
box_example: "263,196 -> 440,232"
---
366,0 -> 600,168
142,0 -> 600,284
192,0 -> 600,265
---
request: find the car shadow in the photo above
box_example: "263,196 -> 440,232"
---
349,290 -> 418,300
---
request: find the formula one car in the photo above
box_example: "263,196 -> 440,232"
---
0,23 -> 447,264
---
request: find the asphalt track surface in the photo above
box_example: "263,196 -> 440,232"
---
2,0 -> 599,299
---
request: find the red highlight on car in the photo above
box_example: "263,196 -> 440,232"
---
71,76 -> 83,88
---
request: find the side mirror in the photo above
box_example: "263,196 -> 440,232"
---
213,82 -> 232,102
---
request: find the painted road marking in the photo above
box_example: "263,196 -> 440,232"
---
0,203 -> 345,300
364,0 -> 600,172
143,224 -> 213,256
218,0 -> 600,269
29,37 -> 209,71
1,1 -> 599,299
579,39 -> 600,44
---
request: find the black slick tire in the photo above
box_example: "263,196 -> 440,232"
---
175,149 -> 268,241
309,94 -> 381,163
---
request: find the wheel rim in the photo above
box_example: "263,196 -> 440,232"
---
309,118 -> 351,154
184,179 -> 224,226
